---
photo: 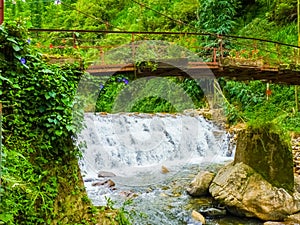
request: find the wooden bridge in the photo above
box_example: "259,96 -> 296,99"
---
29,29 -> 300,85
87,60 -> 300,85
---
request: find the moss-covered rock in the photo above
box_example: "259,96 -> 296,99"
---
51,157 -> 92,225
234,123 -> 294,193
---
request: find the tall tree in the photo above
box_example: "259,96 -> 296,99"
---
197,0 -> 240,34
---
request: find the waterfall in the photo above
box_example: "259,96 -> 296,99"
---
77,112 -> 237,224
78,112 -> 232,186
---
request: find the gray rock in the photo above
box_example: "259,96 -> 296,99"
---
199,207 -> 226,218
92,179 -> 115,187
98,171 -> 116,178
187,171 -> 215,197
83,178 -> 94,182
209,162 -> 300,221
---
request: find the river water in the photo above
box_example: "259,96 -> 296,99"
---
78,112 -> 263,225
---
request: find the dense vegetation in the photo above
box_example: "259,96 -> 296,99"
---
0,21 -> 90,224
0,22 -> 133,225
221,80 -> 300,131
94,75 -> 205,113
1,0 -> 300,224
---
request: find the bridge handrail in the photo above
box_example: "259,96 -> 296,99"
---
28,28 -> 300,67
28,28 -> 300,49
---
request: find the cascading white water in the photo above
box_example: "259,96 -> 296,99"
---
76,112 -> 261,225
78,112 -> 233,185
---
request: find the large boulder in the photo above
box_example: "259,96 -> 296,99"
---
234,125 -> 294,192
187,171 -> 215,197
209,162 -> 300,221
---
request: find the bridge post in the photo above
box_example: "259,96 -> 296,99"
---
213,48 -> 217,63
72,32 -> 76,48
131,33 -> 135,60
100,47 -> 104,65
276,44 -> 281,65
218,35 -> 223,64
131,33 -> 136,78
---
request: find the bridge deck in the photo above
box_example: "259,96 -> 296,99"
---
87,61 -> 300,85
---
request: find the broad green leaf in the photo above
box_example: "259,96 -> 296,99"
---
38,106 -> 46,113
56,106 -> 65,110
55,130 -> 63,136
0,75 -> 13,84
12,44 -> 21,52
7,37 -> 17,44
40,69 -> 54,74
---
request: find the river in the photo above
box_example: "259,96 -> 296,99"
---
78,112 -> 263,225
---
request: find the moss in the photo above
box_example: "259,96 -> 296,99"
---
49,156 -> 124,225
234,122 -> 294,193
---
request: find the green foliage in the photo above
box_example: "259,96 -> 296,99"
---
255,0 -> 297,24
0,143 -> 58,225
221,79 -> 300,132
103,197 -> 133,225
197,0 -> 240,34
4,0 -> 201,61
246,119 -> 293,144
95,75 -> 205,113
96,75 -> 131,112
1,21 -> 83,157
0,22 -> 91,224
238,18 -> 297,45
131,96 -> 176,113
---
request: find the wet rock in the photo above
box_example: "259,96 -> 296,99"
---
97,171 -> 116,178
209,162 -> 300,221
83,178 -> 94,182
104,179 -> 115,187
264,222 -> 294,225
285,211 -> 300,223
263,222 -> 284,225
187,171 -> 215,197
92,181 -> 106,186
186,218 -> 202,225
159,193 -> 169,197
294,175 -> 300,193
199,207 -> 226,218
92,179 -> 115,187
191,210 -> 206,224
161,165 -> 170,174
119,191 -> 138,198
